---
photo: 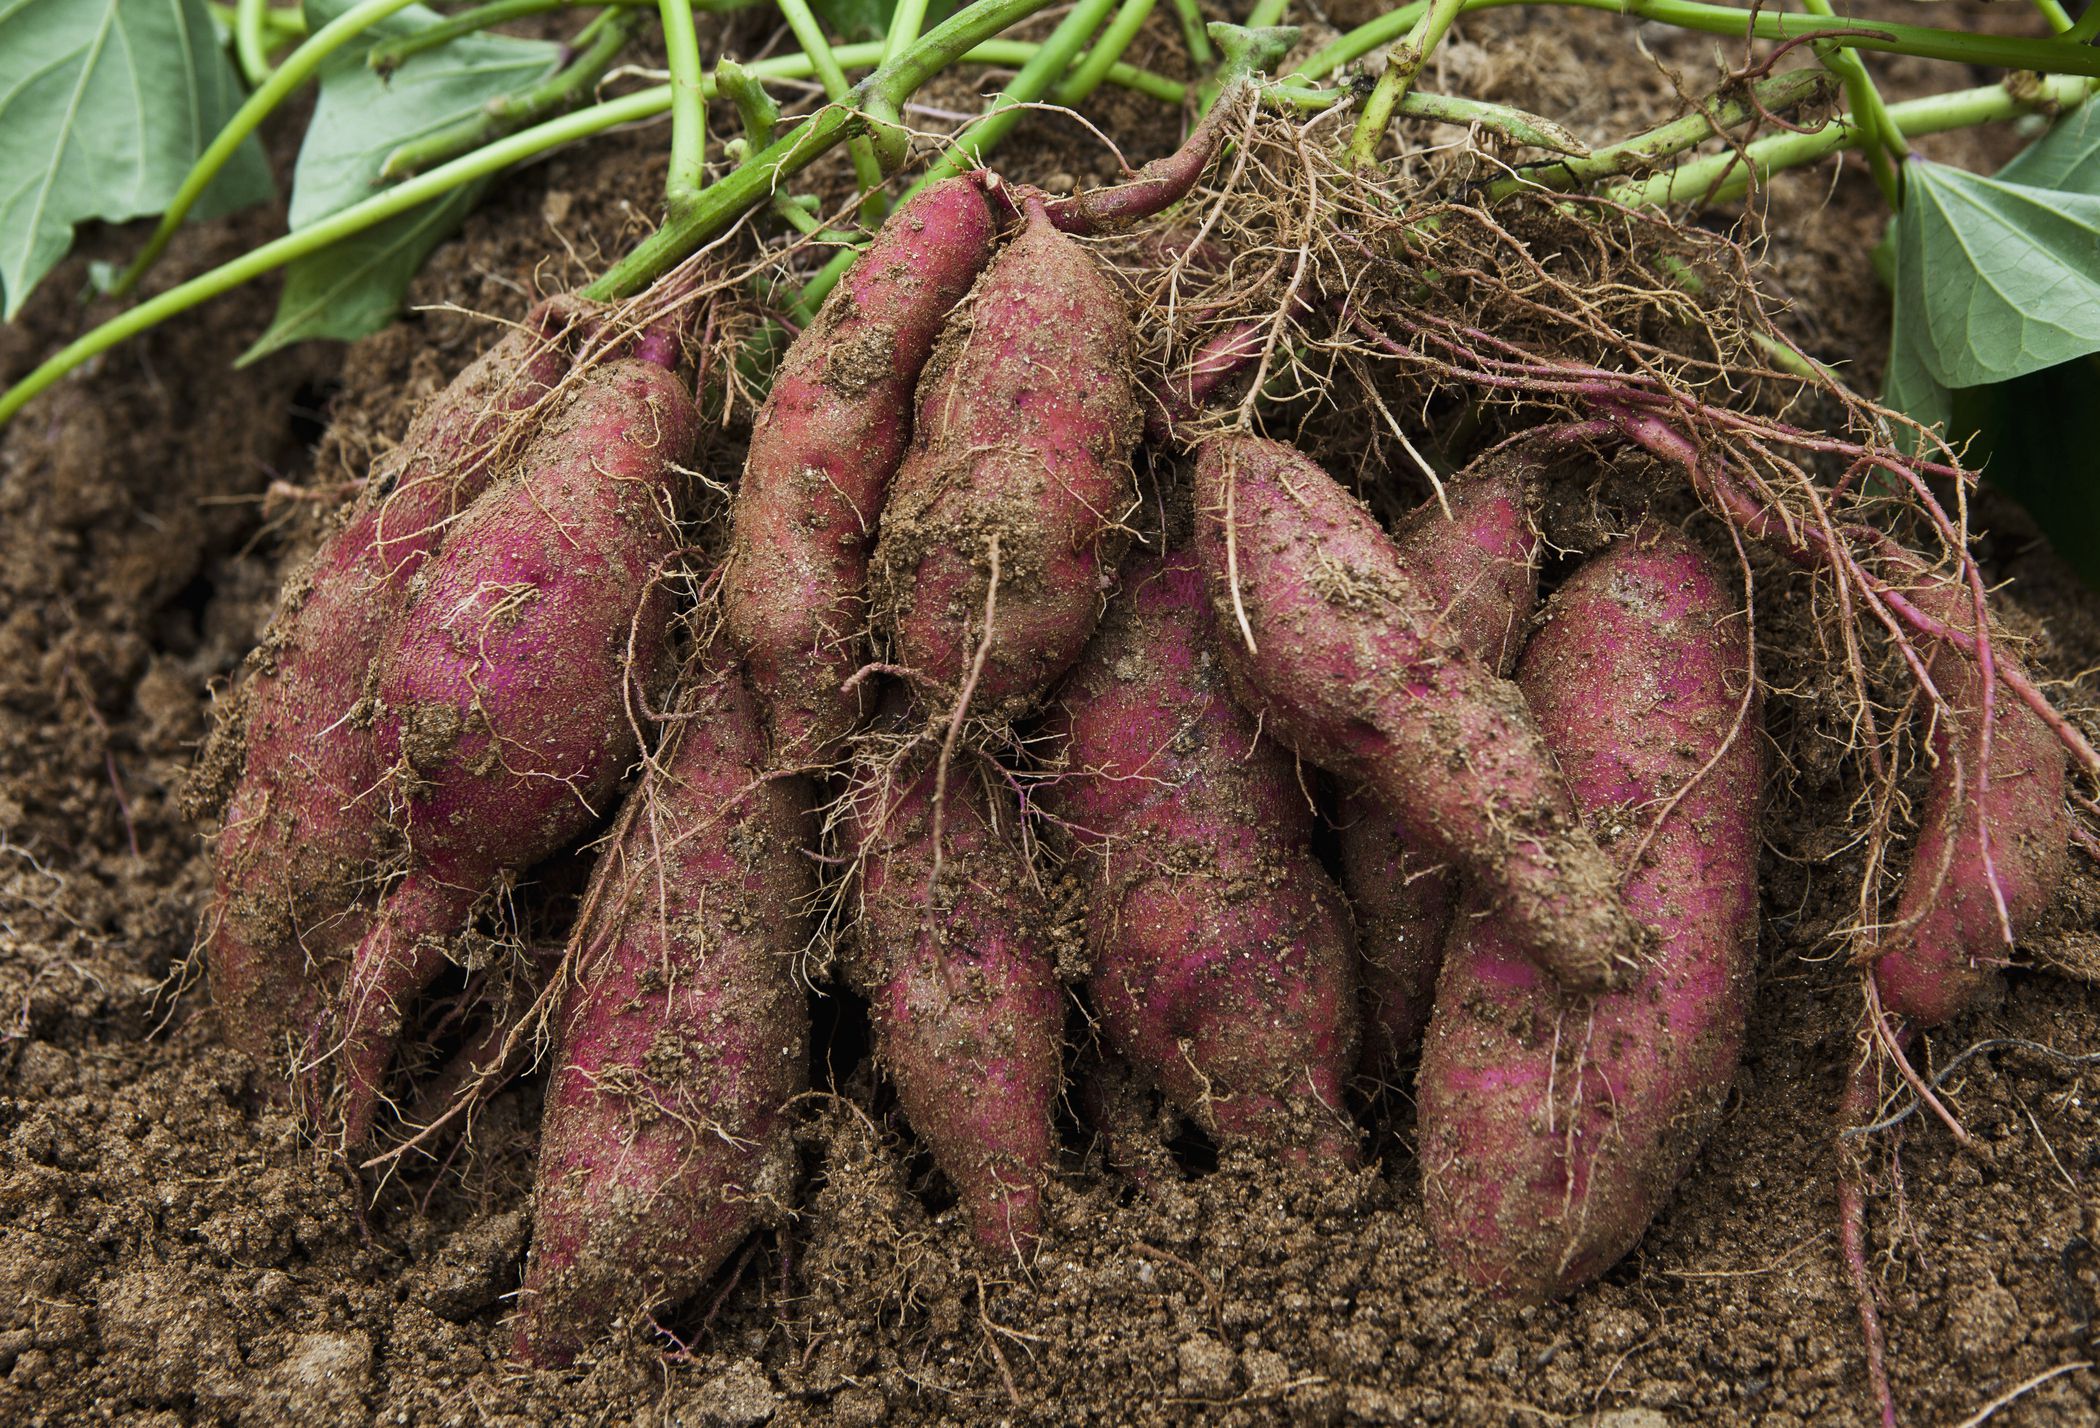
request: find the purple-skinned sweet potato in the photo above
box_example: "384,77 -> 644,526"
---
723,177 -> 1001,764
870,197 -> 1141,717
840,721 -> 1061,1254
1043,544 -> 1358,1159
1033,78 -> 1251,236
205,298 -> 583,1060
1191,433 -> 1638,992
335,356 -> 698,1143
1420,523 -> 1763,1301
1871,575 -> 2070,1026
513,643 -> 812,1367
1338,455 -> 1541,1072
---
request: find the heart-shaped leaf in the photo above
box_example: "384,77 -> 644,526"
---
0,0 -> 271,319
1896,156 -> 2100,391
288,0 -> 560,228
253,1 -> 560,353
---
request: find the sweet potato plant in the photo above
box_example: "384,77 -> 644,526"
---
9,0 -> 2100,1419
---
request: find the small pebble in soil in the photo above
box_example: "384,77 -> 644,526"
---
1177,1334 -> 1238,1397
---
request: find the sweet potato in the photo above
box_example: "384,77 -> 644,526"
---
870,197 -> 1141,717
514,644 -> 811,1367
1871,577 -> 2070,1026
1044,545 -> 1358,1159
205,298 -> 581,1059
1419,524 -> 1762,1300
1034,78 -> 1249,236
840,725 -> 1061,1253
1191,434 -> 1637,992
723,177 -> 1001,763
1338,457 -> 1541,1071
335,357 -> 698,1142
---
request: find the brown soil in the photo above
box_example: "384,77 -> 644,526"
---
4,5 -> 2099,1425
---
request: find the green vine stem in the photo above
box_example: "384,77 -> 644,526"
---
210,1 -> 306,38
1268,76 -> 1589,156
1348,0 -> 1467,166
775,0 -> 893,212
1,86 -> 669,428
1799,0 -> 1905,207
788,0 -> 1124,320
588,0 -> 1084,300
717,67 -> 854,241
106,0 -> 425,299
1298,0 -> 2100,84
867,0 -> 935,170
1409,89 -> 1589,152
1612,71 -> 2096,208
1057,0 -> 1160,105
131,0 -> 2100,309
365,0 -> 662,73
720,61 -> 835,230
2032,0 -> 2074,33
1169,0 -> 1218,68
23,0 -> 2100,432
382,8 -> 641,180
660,0 -> 709,212
11,8 -> 1221,430
798,23 -> 1285,323
884,0 -> 934,64
767,194 -> 823,235
235,0 -> 275,85
1496,66 -> 1833,195
717,58 -> 781,155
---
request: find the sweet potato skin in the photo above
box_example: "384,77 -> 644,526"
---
206,299 -> 579,1058
723,178 -> 1000,762
1191,434 -> 1636,992
1046,546 -> 1357,1157
514,647 -> 812,1367
336,359 -> 698,1141
870,200 -> 1141,716
1871,581 -> 2070,1026
1420,525 -> 1762,1301
1339,457 -> 1540,1071
841,737 -> 1061,1253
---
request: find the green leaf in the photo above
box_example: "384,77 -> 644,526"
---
240,179 -> 487,363
1995,100 -> 2100,194
0,0 -> 272,320
1881,270 -> 1951,450
1896,156 -> 2100,390
810,0 -> 895,42
289,2 -> 559,227
1885,127 -> 2100,581
810,0 -> 959,44
255,2 -> 557,353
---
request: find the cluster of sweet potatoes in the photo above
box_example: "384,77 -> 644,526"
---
202,297 -> 698,1133
199,111 -> 2077,1365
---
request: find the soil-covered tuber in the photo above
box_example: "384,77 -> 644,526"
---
1045,542 -> 1358,1159
840,721 -> 1062,1254
723,177 -> 1001,765
335,356 -> 697,1144
205,298 -> 581,1060
1420,524 -> 1763,1301
870,198 -> 1141,719
1191,433 -> 1640,994
1338,453 -> 1541,1072
515,643 -> 812,1367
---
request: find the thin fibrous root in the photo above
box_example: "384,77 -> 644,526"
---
1840,995 -> 1903,1428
